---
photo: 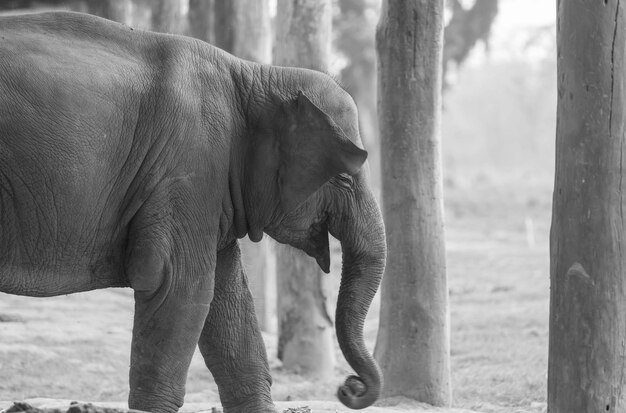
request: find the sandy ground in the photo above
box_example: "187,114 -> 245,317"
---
1,398 -> 479,413
1,285 -> 456,413
0,183 -> 551,413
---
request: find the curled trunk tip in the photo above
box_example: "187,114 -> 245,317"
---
337,371 -> 382,409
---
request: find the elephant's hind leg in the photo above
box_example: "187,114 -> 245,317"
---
199,241 -> 276,413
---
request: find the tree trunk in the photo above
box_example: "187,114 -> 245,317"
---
276,248 -> 335,378
334,0 -> 380,190
151,0 -> 183,34
374,0 -> 451,406
212,0 -> 274,332
86,0 -> 132,24
548,1 -> 626,412
240,239 -> 275,333
188,0 -> 214,44
214,0 -> 272,63
274,0 -> 334,378
274,0 -> 331,71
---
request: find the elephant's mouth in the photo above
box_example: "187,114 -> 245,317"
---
302,220 -> 331,273
264,213 -> 331,273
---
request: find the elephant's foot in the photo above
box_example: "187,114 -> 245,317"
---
213,374 -> 275,413
128,385 -> 184,413
222,396 -> 276,413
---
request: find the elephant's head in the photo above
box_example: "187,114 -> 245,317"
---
241,69 -> 387,410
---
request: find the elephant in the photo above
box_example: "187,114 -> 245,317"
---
0,11 -> 386,413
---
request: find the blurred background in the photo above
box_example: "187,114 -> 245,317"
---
0,1 -> 555,412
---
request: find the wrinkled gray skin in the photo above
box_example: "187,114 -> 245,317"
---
0,12 -> 386,413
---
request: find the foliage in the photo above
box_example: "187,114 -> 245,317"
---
333,0 -> 500,93
444,0 -> 499,67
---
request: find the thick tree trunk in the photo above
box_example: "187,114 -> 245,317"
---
212,0 -> 274,332
151,0 -> 183,34
241,239 -> 275,333
548,1 -> 626,412
374,0 -> 450,406
214,0 -> 272,63
274,0 -> 335,378
334,0 -> 380,190
276,248 -> 335,378
188,0 -> 214,44
86,0 -> 131,24
274,0 -> 331,71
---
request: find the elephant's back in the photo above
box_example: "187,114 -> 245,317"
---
0,11 -> 228,297
0,13 -> 152,295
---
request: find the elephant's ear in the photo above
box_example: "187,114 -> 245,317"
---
278,91 -> 367,213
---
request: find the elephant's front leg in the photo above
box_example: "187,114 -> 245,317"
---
199,241 -> 276,413
127,244 -> 213,413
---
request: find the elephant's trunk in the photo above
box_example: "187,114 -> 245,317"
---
330,182 -> 386,409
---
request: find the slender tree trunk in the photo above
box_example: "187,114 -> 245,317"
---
276,248 -> 336,378
151,0 -> 183,34
188,0 -> 214,44
374,0 -> 450,406
87,0 -> 132,24
212,0 -> 274,332
241,239 -> 275,333
548,1 -> 626,412
335,0 -> 380,189
274,0 -> 335,378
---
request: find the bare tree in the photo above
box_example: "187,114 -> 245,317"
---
333,0 -> 380,189
87,0 -> 132,24
212,0 -> 274,333
274,0 -> 335,378
151,0 -> 183,33
188,0 -> 214,44
213,0 -> 271,62
549,1 -> 626,412
443,0 -> 499,83
374,0 -> 450,406
0,0 -> 82,11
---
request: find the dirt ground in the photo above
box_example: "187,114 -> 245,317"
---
1,398 -> 480,413
0,182 -> 551,413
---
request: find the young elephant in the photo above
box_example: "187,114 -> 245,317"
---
0,11 -> 386,413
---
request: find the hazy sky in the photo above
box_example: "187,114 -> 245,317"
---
498,0 -> 556,29
489,0 -> 556,60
